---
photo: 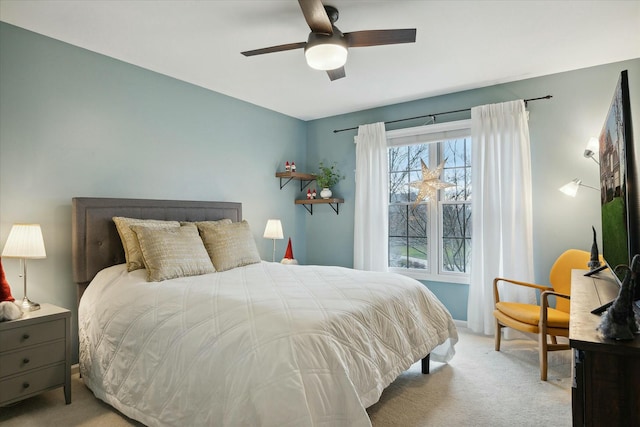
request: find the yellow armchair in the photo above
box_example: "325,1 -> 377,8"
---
493,249 -> 592,380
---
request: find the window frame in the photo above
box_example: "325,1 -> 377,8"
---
386,119 -> 471,284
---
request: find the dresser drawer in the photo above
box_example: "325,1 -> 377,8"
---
0,318 -> 65,352
0,363 -> 65,404
0,340 -> 66,378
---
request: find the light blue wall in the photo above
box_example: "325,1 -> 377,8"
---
305,58 -> 640,321
0,23 -> 308,361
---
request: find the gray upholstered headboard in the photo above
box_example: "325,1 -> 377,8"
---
72,197 -> 242,301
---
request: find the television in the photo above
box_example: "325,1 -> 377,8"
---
597,70 -> 639,297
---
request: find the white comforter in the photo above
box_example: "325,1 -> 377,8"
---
79,262 -> 457,427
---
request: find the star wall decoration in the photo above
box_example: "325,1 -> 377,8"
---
410,159 -> 454,206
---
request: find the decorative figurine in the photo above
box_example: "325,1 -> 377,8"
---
280,238 -> 299,265
1,259 -> 22,321
311,188 -> 317,199
598,254 -> 640,340
588,226 -> 602,270
307,189 -> 312,200
291,162 -> 296,172
285,161 -> 290,172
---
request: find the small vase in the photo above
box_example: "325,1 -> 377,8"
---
320,188 -> 332,199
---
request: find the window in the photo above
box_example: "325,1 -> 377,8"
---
387,120 -> 471,283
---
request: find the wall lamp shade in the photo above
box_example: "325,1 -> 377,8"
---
559,178 -> 599,197
263,219 -> 284,262
2,224 -> 46,311
584,137 -> 600,164
304,33 -> 348,70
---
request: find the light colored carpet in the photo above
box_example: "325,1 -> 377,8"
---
0,326 -> 572,426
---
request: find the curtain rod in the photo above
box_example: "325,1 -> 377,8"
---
332,95 -> 553,133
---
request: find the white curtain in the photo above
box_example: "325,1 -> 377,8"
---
467,100 -> 535,335
354,122 -> 389,272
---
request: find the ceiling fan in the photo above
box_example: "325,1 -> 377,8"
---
241,0 -> 417,81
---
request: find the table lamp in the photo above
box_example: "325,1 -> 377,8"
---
263,219 -> 283,262
2,224 -> 47,311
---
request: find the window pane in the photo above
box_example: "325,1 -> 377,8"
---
389,204 -> 408,237
389,237 -> 408,268
443,168 -> 467,201
409,145 -> 429,171
389,146 -> 408,172
408,170 -> 423,202
442,203 -> 470,238
442,137 -> 471,202
389,172 -> 409,203
442,238 -> 470,273
408,237 -> 428,269
407,204 -> 427,237
442,202 -> 471,273
388,203 -> 428,270
443,138 -> 470,168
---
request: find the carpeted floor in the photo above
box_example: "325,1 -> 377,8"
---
0,326 -> 572,426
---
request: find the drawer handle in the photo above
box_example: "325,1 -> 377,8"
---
22,333 -> 30,340
23,357 -> 30,365
22,382 -> 30,389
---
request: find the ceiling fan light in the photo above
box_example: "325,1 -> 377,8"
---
305,43 -> 348,71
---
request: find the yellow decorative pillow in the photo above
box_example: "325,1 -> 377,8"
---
131,223 -> 215,282
113,217 -> 181,272
197,220 -> 261,272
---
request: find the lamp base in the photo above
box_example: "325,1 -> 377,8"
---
20,296 -> 40,311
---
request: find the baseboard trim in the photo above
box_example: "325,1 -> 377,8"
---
453,319 -> 467,328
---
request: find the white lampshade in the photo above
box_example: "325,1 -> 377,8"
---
584,137 -> 599,159
559,179 -> 581,197
2,224 -> 47,259
305,43 -> 348,71
263,219 -> 284,240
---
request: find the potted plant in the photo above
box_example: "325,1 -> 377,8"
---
316,161 -> 345,199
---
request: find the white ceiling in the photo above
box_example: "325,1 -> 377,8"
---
1,1 -> 639,121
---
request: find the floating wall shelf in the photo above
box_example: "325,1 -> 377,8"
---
295,198 -> 344,215
275,171 -> 316,191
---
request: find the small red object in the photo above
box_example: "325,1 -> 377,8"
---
285,161 -> 290,171
283,238 -> 294,259
307,189 -> 312,199
1,259 -> 15,302
291,162 -> 296,172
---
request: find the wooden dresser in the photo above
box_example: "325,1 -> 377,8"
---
569,269 -> 640,426
0,303 -> 71,406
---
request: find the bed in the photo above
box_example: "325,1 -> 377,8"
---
72,197 -> 458,427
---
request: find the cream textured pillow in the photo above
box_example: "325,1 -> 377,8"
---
113,217 -> 181,272
197,220 -> 261,272
194,219 -> 232,229
131,223 -> 215,282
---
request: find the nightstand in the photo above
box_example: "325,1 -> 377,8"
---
0,303 -> 71,406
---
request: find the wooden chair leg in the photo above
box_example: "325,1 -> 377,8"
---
539,333 -> 548,381
495,319 -> 502,351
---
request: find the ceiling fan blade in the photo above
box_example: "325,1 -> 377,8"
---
241,42 -> 306,57
298,0 -> 333,34
345,29 -> 417,47
327,67 -> 346,81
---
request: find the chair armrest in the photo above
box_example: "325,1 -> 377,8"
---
540,290 -> 570,304
540,290 -> 570,327
493,277 -> 550,304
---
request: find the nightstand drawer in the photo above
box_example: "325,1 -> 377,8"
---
0,363 -> 65,404
0,340 -> 66,378
0,318 -> 65,352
